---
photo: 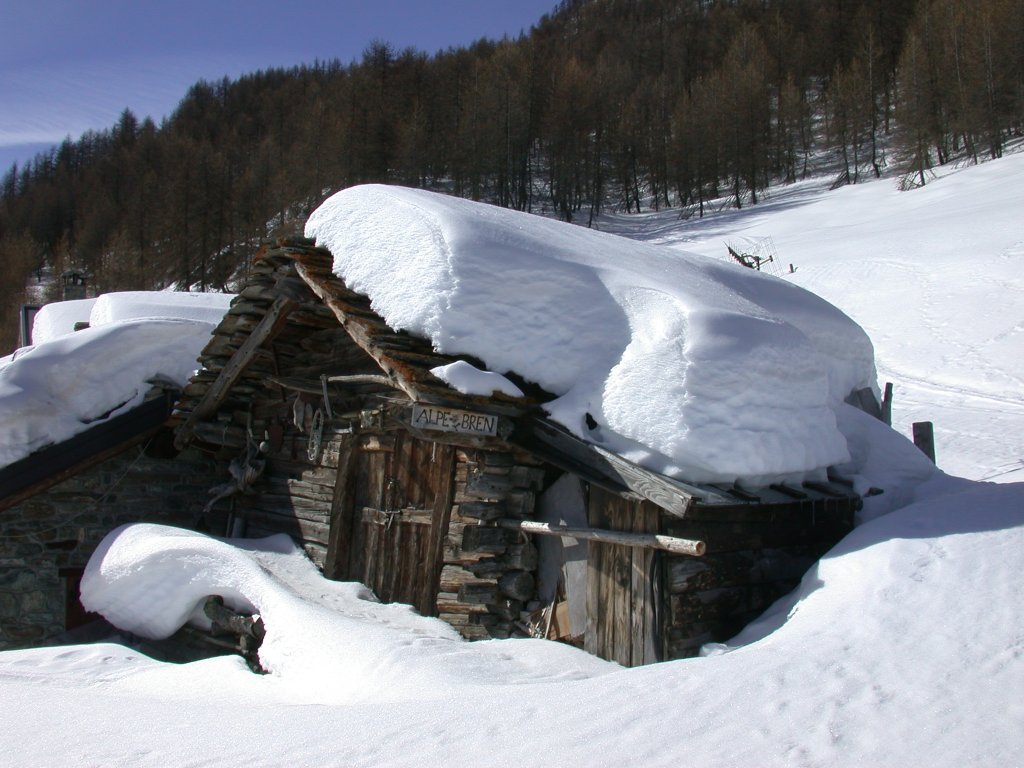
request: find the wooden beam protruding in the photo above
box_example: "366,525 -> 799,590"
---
497,518 -> 706,557
175,294 -> 296,449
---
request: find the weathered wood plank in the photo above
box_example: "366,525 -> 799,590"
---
584,493 -> 606,659
511,417 -> 709,517
495,518 -> 705,556
323,436 -> 355,580
630,506 -> 647,666
452,501 -> 506,522
439,565 -> 496,591
243,496 -> 331,522
461,525 -> 517,553
240,509 -> 330,544
422,443 -> 456,616
176,294 -> 297,450
664,546 -> 823,594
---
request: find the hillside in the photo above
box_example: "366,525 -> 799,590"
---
603,150 -> 1024,483
3,0 -> 1023,352
1,146 -> 1022,767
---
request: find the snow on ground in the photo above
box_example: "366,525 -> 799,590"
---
2,155 -> 1023,767
602,154 -> 1024,484
78,524 -> 613,708
307,184 -> 877,485
0,291 -> 230,468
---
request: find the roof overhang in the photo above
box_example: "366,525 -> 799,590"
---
0,389 -> 178,512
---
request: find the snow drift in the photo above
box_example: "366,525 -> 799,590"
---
81,523 -> 615,705
306,185 -> 877,484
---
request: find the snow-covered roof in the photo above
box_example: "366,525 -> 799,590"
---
0,291 -> 232,469
306,185 -> 877,485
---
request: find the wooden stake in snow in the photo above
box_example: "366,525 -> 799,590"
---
913,421 -> 936,464
497,518 -> 705,556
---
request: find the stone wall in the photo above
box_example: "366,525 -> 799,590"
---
0,442 -> 225,650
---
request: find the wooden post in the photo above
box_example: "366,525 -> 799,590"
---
881,382 -> 894,426
912,421 -> 936,464
496,518 -> 705,556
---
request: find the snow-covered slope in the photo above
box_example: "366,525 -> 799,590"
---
607,154 -> 1024,483
2,155 -> 1023,768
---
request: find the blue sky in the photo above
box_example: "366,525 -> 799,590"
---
0,0 -> 558,174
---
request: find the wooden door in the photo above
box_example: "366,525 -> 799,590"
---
325,431 -> 455,615
584,487 -> 662,666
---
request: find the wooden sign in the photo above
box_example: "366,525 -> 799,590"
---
411,404 -> 499,437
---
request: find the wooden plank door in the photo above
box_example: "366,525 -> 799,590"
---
326,431 -> 455,615
584,487 -> 661,666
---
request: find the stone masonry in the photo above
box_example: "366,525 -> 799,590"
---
0,443 -> 225,650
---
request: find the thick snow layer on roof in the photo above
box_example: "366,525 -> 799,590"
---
88,290 -> 233,327
30,291 -> 232,346
0,292 -> 232,468
31,298 -> 97,344
0,318 -> 215,467
306,185 -> 877,484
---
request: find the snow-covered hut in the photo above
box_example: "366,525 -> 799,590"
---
171,185 -> 872,665
0,292 -> 233,648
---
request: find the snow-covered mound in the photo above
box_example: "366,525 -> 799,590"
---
306,185 -> 877,484
81,524 -> 614,704
0,291 -> 231,468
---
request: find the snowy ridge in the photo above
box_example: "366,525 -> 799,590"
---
81,524 -> 615,706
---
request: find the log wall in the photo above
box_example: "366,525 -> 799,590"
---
435,448 -> 545,639
658,498 -> 854,658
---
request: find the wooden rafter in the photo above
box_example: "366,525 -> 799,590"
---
174,294 -> 296,450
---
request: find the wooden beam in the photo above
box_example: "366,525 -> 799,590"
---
325,374 -> 399,388
496,518 -> 706,556
266,373 -> 397,395
175,295 -> 296,449
881,382 -> 894,426
323,434 -> 356,581
511,417 -> 737,517
422,444 -> 456,617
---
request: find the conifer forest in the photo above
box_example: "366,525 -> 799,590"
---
1,0 -> 1022,351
